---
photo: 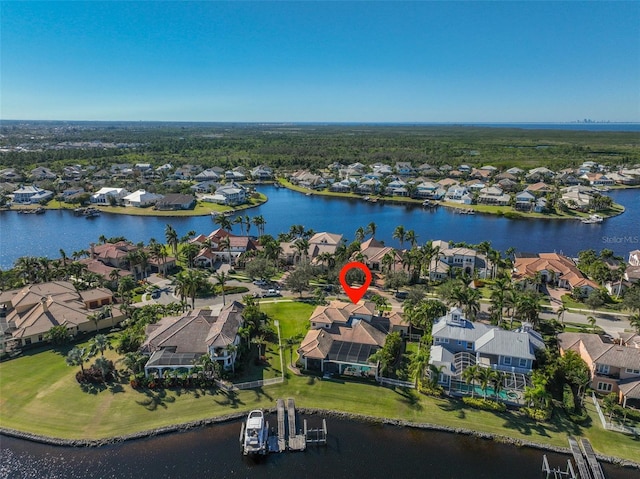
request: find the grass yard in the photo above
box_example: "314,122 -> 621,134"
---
1,302 -> 639,462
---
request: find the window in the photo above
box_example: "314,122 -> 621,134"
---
466,342 -> 473,350
626,368 -> 640,375
25,338 -> 32,345
596,364 -> 610,374
519,358 -> 528,368
458,340 -> 463,346
503,356 -> 512,366
597,382 -> 612,392
435,337 -> 449,344
38,335 -> 43,342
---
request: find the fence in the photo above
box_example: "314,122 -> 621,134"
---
215,376 -> 284,392
378,377 -> 415,389
591,392 -> 640,436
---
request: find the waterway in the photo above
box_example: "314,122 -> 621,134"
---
1,418 -> 637,479
0,187 -> 638,269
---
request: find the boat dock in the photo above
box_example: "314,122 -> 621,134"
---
560,437 -> 604,479
264,398 -> 327,454
541,454 -> 577,479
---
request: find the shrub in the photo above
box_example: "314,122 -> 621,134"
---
522,407 -> 552,422
419,384 -> 444,397
462,397 -> 507,412
562,384 -> 575,413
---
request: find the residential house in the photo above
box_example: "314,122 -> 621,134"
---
0,168 -> 24,182
431,240 -> 488,278
558,332 -> 640,407
580,173 -> 615,186
429,307 -> 545,395
415,181 -> 446,200
512,253 -> 599,296
141,302 -> 245,376
357,237 -> 403,272
444,186 -> 472,204
395,162 -> 414,176
298,300 -> 399,376
91,187 -> 129,205
191,180 -> 219,194
514,190 -> 536,211
213,184 -> 247,206
526,167 -> 555,183
0,281 -> 122,350
525,182 -> 552,196
194,169 -> 222,181
30,166 -> 57,181
477,186 -> 510,205
12,185 -> 54,204
250,165 -> 274,180
561,186 -> 593,211
123,189 -> 164,208
194,229 -> 258,267
154,193 -> 196,211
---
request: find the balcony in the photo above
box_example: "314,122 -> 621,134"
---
595,371 -> 620,380
480,362 -> 531,375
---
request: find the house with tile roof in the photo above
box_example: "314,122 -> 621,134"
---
357,237 -> 403,272
298,300 -> 403,377
429,307 -> 545,397
558,332 -> 640,408
513,253 -> 599,296
193,228 -> 259,267
141,302 -> 245,376
0,281 -> 122,351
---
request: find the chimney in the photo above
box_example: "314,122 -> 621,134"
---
40,297 -> 48,313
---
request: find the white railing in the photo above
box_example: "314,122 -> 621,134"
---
591,392 -> 640,435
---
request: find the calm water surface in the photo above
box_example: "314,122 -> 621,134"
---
0,187 -> 638,269
1,418 -> 638,479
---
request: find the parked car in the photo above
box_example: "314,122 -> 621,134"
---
253,279 -> 268,287
394,291 -> 408,300
262,289 -> 281,298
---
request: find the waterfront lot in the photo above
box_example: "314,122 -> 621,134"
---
1,301 -> 639,462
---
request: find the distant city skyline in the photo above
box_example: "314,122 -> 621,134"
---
2,1 -> 639,123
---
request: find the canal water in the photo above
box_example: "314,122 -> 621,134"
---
0,187 -> 638,269
1,418 -> 637,479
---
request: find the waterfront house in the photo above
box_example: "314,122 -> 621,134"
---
298,300 -> 396,377
194,229 -> 258,267
357,237 -> 403,272
123,189 -> 164,208
580,173 -> 615,186
154,193 -> 196,211
558,332 -> 640,408
12,185 -> 54,204
415,181 -> 446,199
0,281 -> 122,351
477,186 -> 510,205
431,240 -> 488,278
512,253 -> 599,296
213,184 -> 247,206
429,307 -> 545,395
524,182 -> 552,196
141,302 -> 245,377
514,190 -> 536,210
191,180 -> 219,194
91,187 -> 129,205
250,165 -> 274,180
444,186 -> 472,204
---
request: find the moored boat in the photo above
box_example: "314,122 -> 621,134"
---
581,214 -> 603,224
242,410 -> 268,455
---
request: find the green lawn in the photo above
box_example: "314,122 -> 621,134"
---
1,303 -> 639,461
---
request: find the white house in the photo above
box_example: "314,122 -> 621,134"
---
91,187 -> 129,205
12,185 -> 54,204
122,189 -> 164,207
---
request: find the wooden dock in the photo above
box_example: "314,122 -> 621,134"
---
287,398 -> 306,451
264,398 -> 327,454
568,437 -> 592,479
580,438 -> 605,479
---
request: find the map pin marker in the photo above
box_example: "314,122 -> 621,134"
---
339,261 -> 372,304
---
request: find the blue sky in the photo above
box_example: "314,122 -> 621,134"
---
2,1 -> 639,122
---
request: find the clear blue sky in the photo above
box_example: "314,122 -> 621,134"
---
1,1 -> 639,122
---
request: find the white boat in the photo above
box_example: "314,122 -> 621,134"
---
242,410 -> 268,455
581,214 -> 603,224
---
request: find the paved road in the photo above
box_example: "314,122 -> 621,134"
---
134,273 -> 635,336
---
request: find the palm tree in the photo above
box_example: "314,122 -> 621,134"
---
366,221 -> 377,239
252,215 -> 266,236
293,238 -> 309,264
226,343 -> 239,373
109,268 -> 121,288
490,277 -> 510,326
165,224 -> 179,256
491,370 -> 505,400
406,230 -> 418,248
630,314 -> 640,334
234,215 -> 245,235
556,305 -> 568,325
283,334 -> 304,367
174,269 -> 206,309
219,237 -> 232,265
215,271 -> 228,305
244,215 -> 251,236
587,315 -> 597,331
409,348 -> 430,388
462,365 -> 480,398
371,294 -> 390,316
59,248 -> 68,266
477,367 -> 494,399
252,334 -> 268,358
392,225 -> 406,249
90,334 -> 111,357
354,226 -> 365,242
87,312 -> 102,332
66,346 -> 87,374
214,214 -> 233,232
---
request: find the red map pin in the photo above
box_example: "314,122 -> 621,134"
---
339,261 -> 372,304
